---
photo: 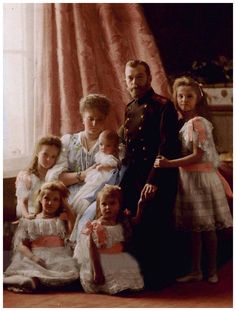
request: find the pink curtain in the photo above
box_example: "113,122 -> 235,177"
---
34,3 -> 170,138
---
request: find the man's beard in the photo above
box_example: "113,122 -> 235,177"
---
129,84 -> 150,99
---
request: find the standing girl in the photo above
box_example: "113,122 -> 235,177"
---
154,76 -> 232,283
16,136 -> 62,219
74,185 -> 144,294
4,181 -> 78,292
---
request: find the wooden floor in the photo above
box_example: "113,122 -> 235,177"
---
3,258 -> 233,308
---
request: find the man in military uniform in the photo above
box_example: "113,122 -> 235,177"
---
120,59 -> 180,289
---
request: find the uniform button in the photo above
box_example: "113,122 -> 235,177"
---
142,147 -> 146,150
139,126 -> 142,130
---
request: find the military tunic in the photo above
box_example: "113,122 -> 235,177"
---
120,87 -> 180,289
121,87 -> 180,214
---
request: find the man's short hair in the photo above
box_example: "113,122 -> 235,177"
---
125,60 -> 151,76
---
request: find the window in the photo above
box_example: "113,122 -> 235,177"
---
3,4 -> 35,177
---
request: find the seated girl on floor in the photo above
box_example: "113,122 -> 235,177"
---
4,181 -> 79,293
74,184 -> 144,295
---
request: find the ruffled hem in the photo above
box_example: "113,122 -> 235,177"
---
175,222 -> 233,232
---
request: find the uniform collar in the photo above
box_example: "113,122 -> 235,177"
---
136,87 -> 154,105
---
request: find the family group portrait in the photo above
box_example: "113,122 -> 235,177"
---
3,2 -> 233,308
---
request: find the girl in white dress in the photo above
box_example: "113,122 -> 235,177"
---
70,130 -> 120,242
16,136 -> 62,219
4,181 -> 78,293
154,76 -> 232,284
74,185 -> 144,294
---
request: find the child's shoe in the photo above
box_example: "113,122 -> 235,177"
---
207,273 -> 218,283
176,272 -> 203,282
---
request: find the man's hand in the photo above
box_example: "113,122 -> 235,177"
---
140,183 -> 157,201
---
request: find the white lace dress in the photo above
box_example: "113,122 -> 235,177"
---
16,173 -> 44,217
175,116 -> 233,232
74,220 -> 144,294
4,218 -> 80,287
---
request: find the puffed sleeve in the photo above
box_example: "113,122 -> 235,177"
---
45,134 -> 71,181
15,171 -> 31,199
183,117 -> 211,152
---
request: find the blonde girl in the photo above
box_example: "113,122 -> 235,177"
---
154,76 -> 232,283
74,185 -> 144,294
4,181 -> 78,293
16,136 -> 62,219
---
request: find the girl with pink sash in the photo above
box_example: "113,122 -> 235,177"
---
4,181 -> 79,293
74,185 -> 144,294
154,76 -> 232,284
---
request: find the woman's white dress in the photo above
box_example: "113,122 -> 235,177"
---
175,116 -> 233,232
4,218 -> 80,287
16,173 -> 44,217
74,220 -> 144,294
45,132 -> 99,204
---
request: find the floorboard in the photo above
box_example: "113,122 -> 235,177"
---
3,259 -> 232,308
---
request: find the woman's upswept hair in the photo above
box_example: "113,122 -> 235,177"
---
79,94 -> 110,117
28,135 -> 62,177
36,180 -> 70,216
172,76 -> 211,120
96,184 -> 123,220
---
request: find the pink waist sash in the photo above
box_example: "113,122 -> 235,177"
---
31,236 -> 64,248
99,243 -> 123,254
180,162 -> 213,172
181,162 -> 233,199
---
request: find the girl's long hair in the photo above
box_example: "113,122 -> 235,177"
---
28,136 -> 62,177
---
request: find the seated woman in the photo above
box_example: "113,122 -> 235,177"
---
46,94 -> 127,243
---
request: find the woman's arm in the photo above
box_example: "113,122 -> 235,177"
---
89,234 -> 105,285
59,165 -> 96,186
154,144 -> 204,168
